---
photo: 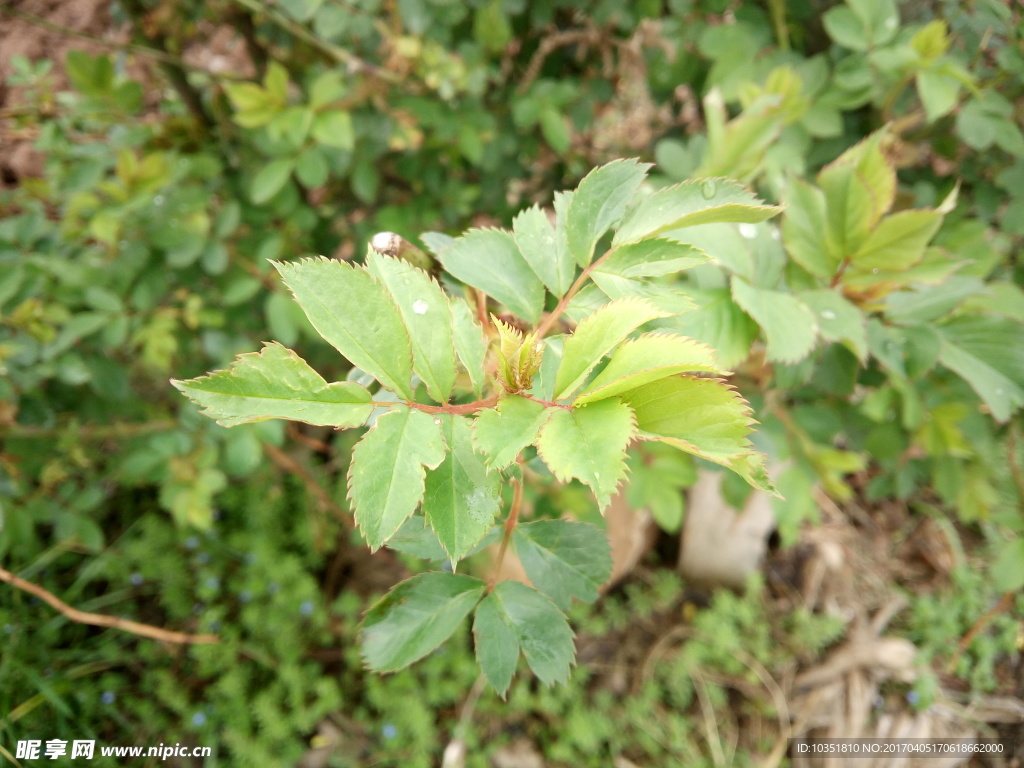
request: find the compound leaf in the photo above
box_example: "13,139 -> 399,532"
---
473,580 -> 575,696
436,228 -> 545,323
513,204 -> 575,298
575,333 -> 725,405
172,342 -> 373,427
361,572 -> 485,671
613,179 -> 781,246
566,159 -> 651,267
366,250 -> 457,403
731,278 -> 819,363
273,258 -> 414,399
848,209 -> 942,273
513,520 -> 612,610
423,415 -> 502,565
472,395 -> 553,470
554,298 -> 669,400
536,398 -> 635,509
348,408 -> 448,550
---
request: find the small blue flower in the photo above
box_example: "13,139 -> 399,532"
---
196,552 -> 211,565
209,620 -> 221,632
268,582 -> 280,595
192,711 -> 207,727
244,553 -> 257,565
239,590 -> 252,603
184,536 -> 200,550
193,602 -> 205,615
299,600 -> 314,617
204,577 -> 220,590
101,691 -> 116,705
906,690 -> 920,706
382,724 -> 398,740
129,572 -> 144,586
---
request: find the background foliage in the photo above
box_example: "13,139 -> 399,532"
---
1,0 -> 1022,765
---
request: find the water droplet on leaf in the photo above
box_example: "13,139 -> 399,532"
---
821,310 -> 836,320
739,223 -> 757,239
701,180 -> 716,199
413,299 -> 429,315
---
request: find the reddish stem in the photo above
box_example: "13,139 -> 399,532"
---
488,475 -> 524,591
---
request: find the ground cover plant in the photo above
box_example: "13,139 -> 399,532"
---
1,0 -> 1022,765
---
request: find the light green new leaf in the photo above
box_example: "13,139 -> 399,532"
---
451,300 -> 488,398
597,238 -> 708,278
361,572 -> 485,671
348,408 -> 447,550
938,316 -> 1024,422
423,415 -> 501,565
513,520 -> 612,610
798,289 -> 868,360
575,333 -> 724,404
566,159 -> 651,267
848,209 -> 942,273
513,204 -> 575,297
536,398 -> 635,509
554,298 -> 669,400
731,278 -> 818,363
473,580 -> 575,696
172,342 -> 373,427
782,177 -> 839,279
273,258 -> 414,399
817,131 -> 895,255
366,250 -> 456,403
473,396 -> 553,470
620,375 -> 754,464
613,179 -> 781,246
436,228 -> 545,323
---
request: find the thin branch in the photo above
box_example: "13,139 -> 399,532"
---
1,419 -> 177,440
487,473 -> 524,590
535,245 -> 618,338
442,673 -> 488,768
227,0 -> 400,82
946,591 -> 1016,674
262,441 -> 352,530
0,566 -> 218,645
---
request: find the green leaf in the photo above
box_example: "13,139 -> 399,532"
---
295,145 -> 329,188
575,333 -> 724,405
670,288 -> 759,370
782,178 -> 839,279
597,238 -> 708,278
513,520 -> 612,610
473,396 -> 553,470
361,572 -> 485,671
817,131 -> 895,255
848,210 -> 942,273
731,278 -> 818,363
366,250 -> 457,403
823,6 -> 868,50
938,316 -> 1024,422
536,398 -> 635,509
348,407 -> 448,549
613,179 -> 781,246
589,272 -> 696,316
386,515 -> 448,561
473,580 -> 575,696
250,158 -> 295,204
554,298 -> 668,400
172,342 -> 373,428
917,69 -> 961,122
620,375 -> 754,464
311,110 -> 355,150
437,229 -> 545,323
273,258 -> 415,399
566,159 -> 651,267
513,205 -> 575,298
451,300 -> 488,398
799,289 -> 868,360
422,415 -> 501,565
992,539 -> 1024,593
